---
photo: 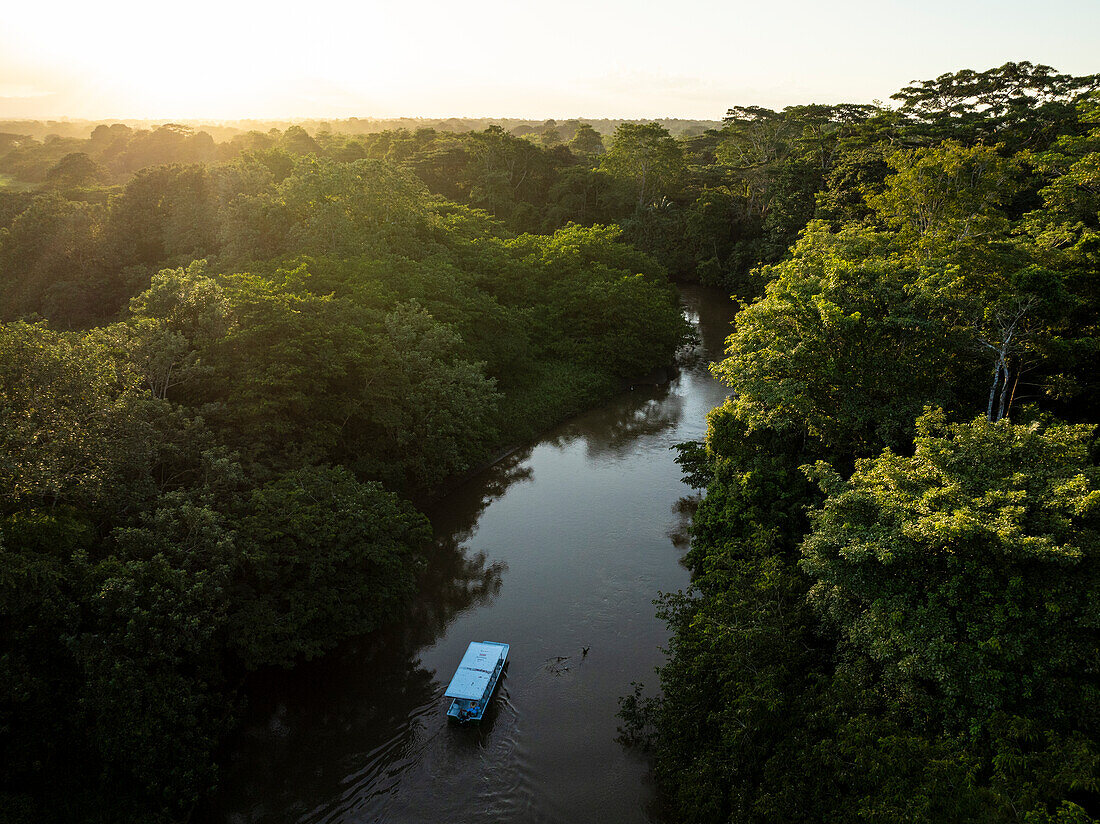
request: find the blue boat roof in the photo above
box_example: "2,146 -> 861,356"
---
444,642 -> 507,700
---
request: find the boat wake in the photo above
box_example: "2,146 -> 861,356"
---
302,680 -> 535,824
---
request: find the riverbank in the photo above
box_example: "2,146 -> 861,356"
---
210,284 -> 736,823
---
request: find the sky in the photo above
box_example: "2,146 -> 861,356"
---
2,0 -> 1098,121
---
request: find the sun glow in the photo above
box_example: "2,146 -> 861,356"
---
3,0 -> 1099,119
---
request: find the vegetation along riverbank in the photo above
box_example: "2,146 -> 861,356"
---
619,62 -> 1100,823
0,133 -> 687,821
2,59 -> 1099,822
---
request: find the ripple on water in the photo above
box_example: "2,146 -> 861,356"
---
214,285 -> 739,824
304,679 -> 536,824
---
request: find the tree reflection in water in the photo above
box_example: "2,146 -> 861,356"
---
209,454 -> 529,823
209,284 -> 741,824
542,381 -> 684,461
667,492 -> 702,552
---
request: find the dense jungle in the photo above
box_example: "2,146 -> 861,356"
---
1,60 -> 1099,823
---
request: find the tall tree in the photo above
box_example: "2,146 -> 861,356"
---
602,122 -> 685,208
569,123 -> 606,155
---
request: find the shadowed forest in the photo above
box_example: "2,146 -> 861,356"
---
2,60 -> 1100,822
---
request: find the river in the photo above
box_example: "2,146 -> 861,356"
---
214,284 -> 736,823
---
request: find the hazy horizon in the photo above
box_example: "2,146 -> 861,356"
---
4,0 -> 1098,122
0,115 -> 724,127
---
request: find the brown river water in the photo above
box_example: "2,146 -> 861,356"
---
213,285 -> 737,823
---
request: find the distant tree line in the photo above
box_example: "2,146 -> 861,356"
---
7,64 -> 1095,306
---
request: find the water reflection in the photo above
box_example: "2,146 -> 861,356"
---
213,533 -> 508,823
429,446 -> 535,543
680,286 -> 737,364
666,493 -> 703,551
544,383 -> 683,460
211,285 -> 740,824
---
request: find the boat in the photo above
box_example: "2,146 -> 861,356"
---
444,641 -> 509,723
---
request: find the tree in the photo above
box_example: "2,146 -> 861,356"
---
0,321 -> 149,513
277,157 -> 430,258
43,152 -> 108,189
601,123 -> 685,208
893,62 -> 1098,120
569,123 -> 605,155
0,194 -> 107,326
868,140 -> 1020,259
891,61 -> 1100,149
716,107 -> 797,222
345,301 -> 503,491
711,224 -> 981,455
545,165 -> 628,227
125,261 -> 235,401
1022,100 -> 1100,264
278,124 -> 320,155
228,466 -> 430,669
459,126 -> 551,229
77,495 -> 237,813
0,528 -> 85,817
540,126 -> 562,147
105,164 -> 219,270
802,409 -> 1100,730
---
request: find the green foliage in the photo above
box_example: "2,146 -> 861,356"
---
601,122 -> 686,208
868,141 -> 1020,258
642,410 -> 1100,823
124,260 -> 235,400
78,498 -> 235,812
338,301 -> 501,490
106,164 -> 218,269
711,224 -> 981,455
0,528 -> 84,803
0,123 -> 687,820
716,106 -> 800,223
229,466 -> 429,669
1022,101 -> 1100,265
640,64 -> 1100,824
0,194 -> 108,326
569,123 -> 606,155
0,321 -> 149,511
891,62 -> 1100,150
500,224 -> 687,379
802,411 -> 1100,729
43,152 -> 108,189
8,62 -> 1099,821
278,157 -> 429,258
